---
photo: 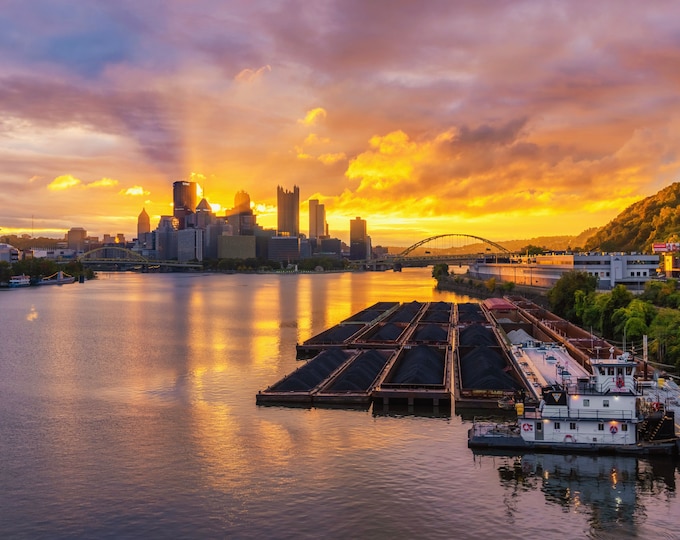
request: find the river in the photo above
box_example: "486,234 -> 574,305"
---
1,268 -> 678,539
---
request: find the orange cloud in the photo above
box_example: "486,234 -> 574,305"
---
122,185 -> 150,196
346,130 -> 425,191
87,178 -> 118,189
298,107 -> 327,126
318,152 -> 346,165
48,175 -> 81,190
235,65 -> 271,83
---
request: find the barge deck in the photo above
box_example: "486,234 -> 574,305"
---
257,301 -> 454,408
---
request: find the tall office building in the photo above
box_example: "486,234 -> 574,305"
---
349,216 -> 369,260
277,185 -> 299,237
226,191 -> 257,236
173,181 -> 197,230
234,190 -> 251,214
67,227 -> 87,252
137,208 -> 151,237
308,199 -> 327,239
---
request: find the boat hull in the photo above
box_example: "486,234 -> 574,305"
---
468,428 -> 679,456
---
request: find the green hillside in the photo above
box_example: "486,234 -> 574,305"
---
585,182 -> 680,253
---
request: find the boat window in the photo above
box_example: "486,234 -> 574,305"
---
598,423 -> 604,431
603,400 -> 609,408
583,399 -> 590,407
622,424 -> 628,431
569,422 -> 576,430
617,368 -> 623,376
626,367 -> 632,375
607,367 -> 614,375
599,367 -> 605,375
554,422 -> 560,430
536,423 -> 542,432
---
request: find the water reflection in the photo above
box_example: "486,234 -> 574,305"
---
479,452 -> 677,536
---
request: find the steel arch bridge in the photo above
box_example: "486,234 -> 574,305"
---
78,247 -> 202,269
79,247 -> 150,263
396,234 -> 511,258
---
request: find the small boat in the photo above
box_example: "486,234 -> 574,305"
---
38,271 -> 76,285
497,395 -> 516,410
8,275 -> 31,287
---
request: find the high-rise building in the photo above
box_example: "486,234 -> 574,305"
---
308,199 -> 327,240
194,198 -> 214,229
234,190 -> 251,214
226,191 -> 257,236
349,216 -> 369,260
137,208 -> 151,237
177,228 -> 203,262
155,215 -> 179,260
173,181 -> 197,230
67,227 -> 87,252
277,185 -> 299,237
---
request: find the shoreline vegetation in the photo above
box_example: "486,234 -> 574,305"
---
434,269 -> 551,307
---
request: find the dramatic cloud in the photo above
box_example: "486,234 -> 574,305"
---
48,175 -> 81,191
298,108 -> 327,126
2,0 -> 680,244
122,185 -> 150,196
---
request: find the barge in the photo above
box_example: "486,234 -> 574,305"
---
258,301 -> 454,408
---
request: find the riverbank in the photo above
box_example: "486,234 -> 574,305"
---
435,273 -> 550,308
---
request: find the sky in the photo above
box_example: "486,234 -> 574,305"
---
2,0 -> 680,247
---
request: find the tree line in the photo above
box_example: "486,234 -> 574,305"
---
548,271 -> 680,369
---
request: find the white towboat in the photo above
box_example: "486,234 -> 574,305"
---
469,352 -> 679,455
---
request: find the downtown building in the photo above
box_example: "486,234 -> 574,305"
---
349,216 -> 371,260
269,185 -> 301,263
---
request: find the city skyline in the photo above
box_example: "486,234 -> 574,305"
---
2,2 -> 680,245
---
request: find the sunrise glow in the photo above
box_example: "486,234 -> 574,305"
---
2,2 -> 680,245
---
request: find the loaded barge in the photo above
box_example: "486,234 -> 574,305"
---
256,301 -> 454,408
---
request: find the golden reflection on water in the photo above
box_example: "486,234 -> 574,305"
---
26,305 -> 39,322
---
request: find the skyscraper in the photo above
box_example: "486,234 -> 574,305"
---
137,208 -> 151,237
349,216 -> 369,260
226,190 -> 257,236
277,185 -> 299,237
234,190 -> 251,214
67,227 -> 87,252
173,181 -> 197,230
308,199 -> 327,239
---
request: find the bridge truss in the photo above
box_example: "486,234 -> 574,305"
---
78,247 -> 202,269
396,234 -> 511,259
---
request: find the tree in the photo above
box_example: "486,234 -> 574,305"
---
612,299 -> 656,343
599,285 -> 634,338
548,271 -> 598,322
432,263 -> 449,280
520,244 -> 545,256
649,308 -> 680,368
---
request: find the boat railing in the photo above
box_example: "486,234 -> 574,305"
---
523,408 -> 638,421
469,419 -> 520,438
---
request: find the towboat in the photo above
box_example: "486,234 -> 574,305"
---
469,352 -> 679,455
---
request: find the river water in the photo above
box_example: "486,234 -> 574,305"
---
1,269 -> 678,539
